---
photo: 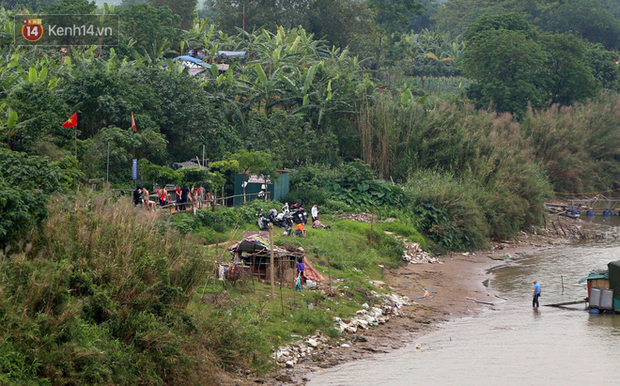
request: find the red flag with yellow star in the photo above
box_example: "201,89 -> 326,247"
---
62,112 -> 77,128
131,112 -> 137,132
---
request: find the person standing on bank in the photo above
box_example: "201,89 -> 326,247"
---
181,186 -> 190,211
296,256 -> 306,285
175,186 -> 182,212
533,281 -> 541,307
311,204 -> 319,222
133,187 -> 143,207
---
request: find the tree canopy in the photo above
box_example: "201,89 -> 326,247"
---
462,13 -> 601,115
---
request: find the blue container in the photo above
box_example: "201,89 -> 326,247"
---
604,210 -> 612,216
571,210 -> 580,215
587,210 -> 595,216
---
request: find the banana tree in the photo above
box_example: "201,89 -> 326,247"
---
0,105 -> 33,150
402,29 -> 463,89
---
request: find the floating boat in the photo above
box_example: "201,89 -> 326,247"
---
579,260 -> 620,313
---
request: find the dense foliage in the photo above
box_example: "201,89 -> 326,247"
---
462,13 -> 599,115
0,149 -> 62,248
0,1 -> 619,246
0,195 -> 211,384
3,0 -> 620,382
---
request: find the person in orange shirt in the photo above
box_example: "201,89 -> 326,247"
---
295,222 -> 306,237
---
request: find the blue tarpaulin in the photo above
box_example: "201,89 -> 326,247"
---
173,56 -> 211,67
165,56 -> 211,76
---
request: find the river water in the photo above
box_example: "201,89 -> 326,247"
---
309,217 -> 620,385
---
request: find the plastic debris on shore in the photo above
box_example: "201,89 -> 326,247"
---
381,293 -> 409,316
335,212 -> 375,223
335,294 -> 409,333
402,242 -> 440,264
273,332 -> 329,367
273,294 -> 411,367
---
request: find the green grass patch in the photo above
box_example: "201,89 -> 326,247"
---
378,220 -> 426,246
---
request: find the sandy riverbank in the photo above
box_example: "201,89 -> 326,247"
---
266,230 -> 572,385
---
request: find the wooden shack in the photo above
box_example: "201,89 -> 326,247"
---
228,235 -> 299,283
228,235 -> 325,285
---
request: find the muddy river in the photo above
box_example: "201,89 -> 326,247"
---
309,217 -> 620,385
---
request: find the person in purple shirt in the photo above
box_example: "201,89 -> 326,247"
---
297,257 -> 306,285
533,281 -> 541,307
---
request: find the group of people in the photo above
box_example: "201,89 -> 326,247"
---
294,204 -> 331,237
133,186 -> 208,212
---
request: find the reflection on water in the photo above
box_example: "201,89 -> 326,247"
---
309,222 -> 620,385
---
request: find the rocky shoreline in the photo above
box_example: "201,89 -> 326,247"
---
262,224 -> 576,385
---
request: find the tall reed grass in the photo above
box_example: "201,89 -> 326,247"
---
358,96 -> 552,248
403,76 -> 472,95
0,193 -> 221,384
521,91 -> 620,193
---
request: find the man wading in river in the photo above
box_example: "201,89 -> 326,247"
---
533,281 -> 541,307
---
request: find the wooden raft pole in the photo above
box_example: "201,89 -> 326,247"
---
544,300 -> 587,307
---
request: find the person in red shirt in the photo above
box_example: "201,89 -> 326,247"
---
158,189 -> 168,206
175,187 -> 182,211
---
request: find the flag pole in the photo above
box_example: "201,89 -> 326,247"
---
106,141 -> 110,183
63,112 -> 79,167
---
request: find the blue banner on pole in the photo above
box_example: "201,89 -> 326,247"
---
132,159 -> 137,180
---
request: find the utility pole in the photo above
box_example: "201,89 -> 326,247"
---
269,223 -> 275,298
106,141 -> 110,183
370,209 -> 374,249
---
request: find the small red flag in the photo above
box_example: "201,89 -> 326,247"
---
131,112 -> 137,132
62,112 -> 77,128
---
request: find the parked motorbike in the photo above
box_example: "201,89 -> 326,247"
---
256,208 -> 294,235
289,203 -> 308,224
256,209 -> 271,230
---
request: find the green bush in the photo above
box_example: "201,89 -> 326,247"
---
0,193 -> 211,384
172,200 -> 280,235
404,171 -> 489,251
285,164 -> 334,206
321,199 -> 354,214
287,161 -> 404,210
138,158 -> 181,187
0,149 -> 63,248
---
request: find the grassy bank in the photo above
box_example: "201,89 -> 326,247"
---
172,202 -> 423,376
0,193 -> 425,383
